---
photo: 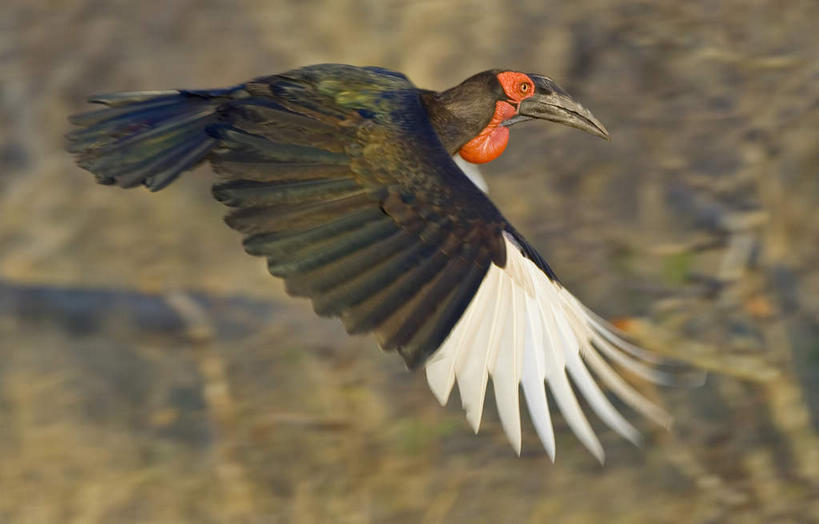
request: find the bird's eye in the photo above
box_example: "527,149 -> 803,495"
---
517,81 -> 534,97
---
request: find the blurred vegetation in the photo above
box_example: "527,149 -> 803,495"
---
1,0 -> 818,522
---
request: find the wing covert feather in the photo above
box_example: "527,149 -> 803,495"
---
211,65 -> 508,367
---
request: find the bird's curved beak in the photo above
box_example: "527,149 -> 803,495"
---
507,74 -> 610,140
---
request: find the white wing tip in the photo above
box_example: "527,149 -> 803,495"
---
504,426 -> 523,456
421,234 -> 679,461
465,407 -> 482,434
425,360 -> 454,406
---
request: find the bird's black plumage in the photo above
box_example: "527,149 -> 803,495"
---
67,63 -> 694,460
67,64 -> 535,367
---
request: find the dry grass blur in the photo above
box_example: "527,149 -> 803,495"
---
2,1 -> 818,522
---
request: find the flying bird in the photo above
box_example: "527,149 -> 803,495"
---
67,64 -> 676,461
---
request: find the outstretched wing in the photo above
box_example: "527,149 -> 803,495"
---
208,64 -> 673,460
68,64 -> 678,460
210,65 -> 508,369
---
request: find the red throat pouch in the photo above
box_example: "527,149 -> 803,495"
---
458,100 -> 516,164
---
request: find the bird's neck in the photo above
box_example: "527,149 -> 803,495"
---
420,89 -> 496,158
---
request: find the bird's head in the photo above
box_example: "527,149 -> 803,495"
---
425,70 -> 609,164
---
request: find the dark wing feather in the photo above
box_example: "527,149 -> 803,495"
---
69,65 -> 693,459
68,64 -> 694,458
210,65 -> 512,368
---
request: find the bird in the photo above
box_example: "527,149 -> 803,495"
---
67,64 -> 678,462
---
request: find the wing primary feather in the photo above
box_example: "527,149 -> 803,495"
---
89,108 -> 214,154
213,178 -> 361,207
490,267 -> 524,455
212,162 -> 352,183
425,282 -> 483,406
297,233 -> 433,302
73,96 -> 180,121
91,136 -> 211,188
308,230 -> 418,314
401,259 -> 489,367
341,248 -> 451,334
484,272 -> 510,372
267,217 -> 397,276
454,266 -> 502,432
228,98 -> 341,135
563,346 -> 642,446
520,297 -> 555,460
374,232 -> 481,351
292,219 -> 447,298
86,90 -> 187,105
242,207 -> 385,258
145,138 -> 217,191
381,254 -> 471,350
225,191 -> 374,235
580,346 -> 673,429
570,296 -> 664,364
532,272 -> 605,462
557,296 -> 643,445
211,126 -> 349,165
557,292 -> 675,384
561,303 -> 673,428
587,329 -> 675,385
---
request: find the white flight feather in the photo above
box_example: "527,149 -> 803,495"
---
424,235 -> 670,461
546,301 -> 605,462
579,339 -> 673,429
562,335 -> 642,446
427,272 -> 490,406
574,297 -> 664,363
520,270 -> 556,460
425,288 -> 480,405
484,272 -> 509,373
490,276 -> 522,453
454,267 -> 500,431
587,327 -> 673,384
425,324 -> 463,405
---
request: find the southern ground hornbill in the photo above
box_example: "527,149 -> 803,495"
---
67,64 -> 677,461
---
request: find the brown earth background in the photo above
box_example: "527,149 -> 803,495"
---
2,1 -> 819,522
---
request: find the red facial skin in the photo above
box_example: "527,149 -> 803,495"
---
458,72 -> 535,164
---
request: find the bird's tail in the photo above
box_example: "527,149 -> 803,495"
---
66,87 -> 241,191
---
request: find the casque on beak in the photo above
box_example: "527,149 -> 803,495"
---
508,74 -> 610,140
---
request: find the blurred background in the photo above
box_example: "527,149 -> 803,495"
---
2,1 -> 818,522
